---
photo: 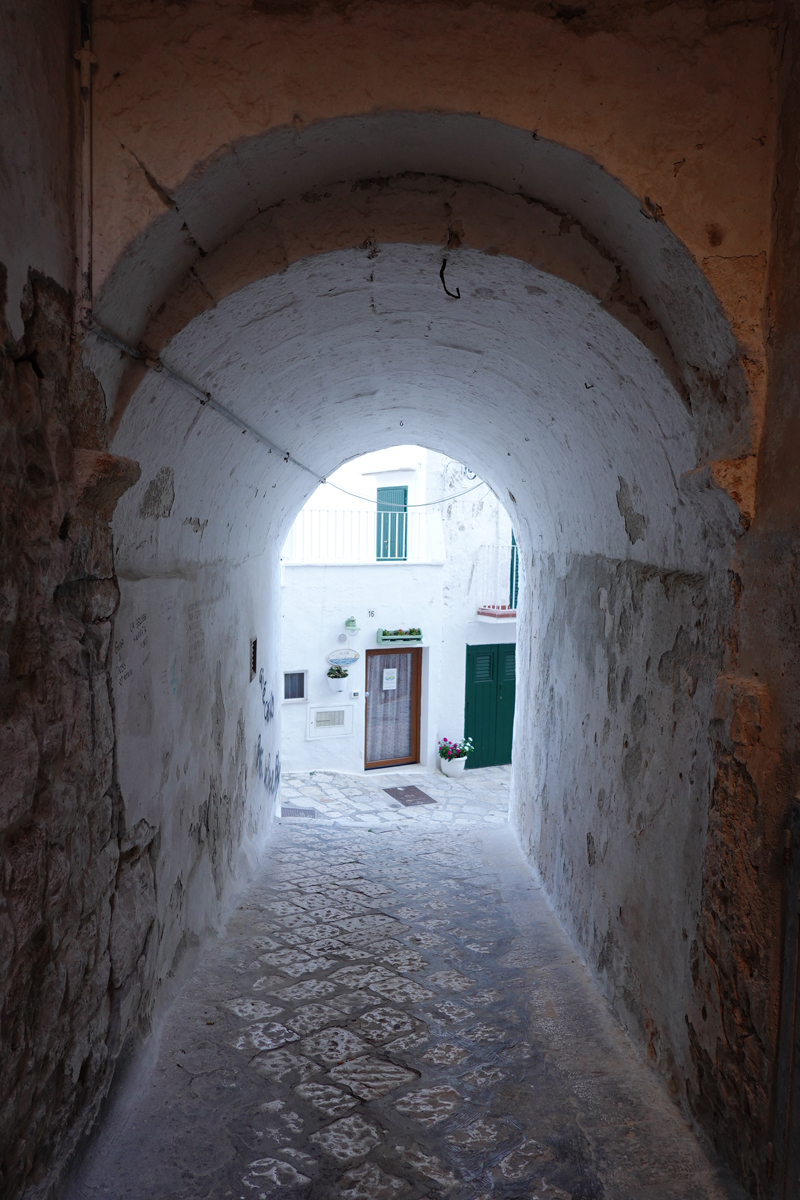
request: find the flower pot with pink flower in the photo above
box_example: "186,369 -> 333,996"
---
438,736 -> 474,777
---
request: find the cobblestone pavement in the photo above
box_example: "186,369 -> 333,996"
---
278,767 -> 510,829
64,772 -> 741,1200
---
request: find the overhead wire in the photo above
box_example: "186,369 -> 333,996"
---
90,324 -> 321,482
89,321 -> 490,508
322,479 -> 488,508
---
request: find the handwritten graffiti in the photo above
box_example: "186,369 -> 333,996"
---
115,636 -> 132,687
256,735 -> 281,797
258,668 -> 275,723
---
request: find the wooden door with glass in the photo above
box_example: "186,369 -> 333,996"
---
364,647 -> 422,768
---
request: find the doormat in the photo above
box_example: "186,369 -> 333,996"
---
384,786 -> 436,807
281,807 -> 317,818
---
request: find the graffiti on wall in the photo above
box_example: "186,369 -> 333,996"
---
258,668 -> 275,724
187,600 -> 205,665
256,734 -> 281,796
114,612 -> 149,689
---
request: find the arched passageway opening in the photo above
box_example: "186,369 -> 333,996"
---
278,446 -> 518,776
98,113 -> 744,1162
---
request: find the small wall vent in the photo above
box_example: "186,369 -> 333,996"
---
316,709 -> 345,728
307,704 -> 354,740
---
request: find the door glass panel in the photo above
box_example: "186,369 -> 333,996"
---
366,652 -> 413,764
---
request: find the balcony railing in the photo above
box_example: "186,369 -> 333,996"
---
474,542 -> 520,617
283,509 -> 434,564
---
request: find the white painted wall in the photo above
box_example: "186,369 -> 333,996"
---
280,448 -> 517,774
109,230 -> 739,1160
114,550 -> 281,987
434,454 -> 518,755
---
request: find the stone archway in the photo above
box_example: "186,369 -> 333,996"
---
3,0 -> 795,1191
94,113 -> 753,1182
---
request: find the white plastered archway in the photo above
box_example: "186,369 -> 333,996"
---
100,115 -> 741,1112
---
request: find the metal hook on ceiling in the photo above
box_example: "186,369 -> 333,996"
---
440,258 -> 461,300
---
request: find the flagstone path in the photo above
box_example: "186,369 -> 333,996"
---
63,769 -> 742,1200
278,766 -> 510,829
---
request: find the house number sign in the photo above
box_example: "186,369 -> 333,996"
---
327,649 -> 360,667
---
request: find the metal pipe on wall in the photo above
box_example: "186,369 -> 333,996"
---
74,0 -> 96,328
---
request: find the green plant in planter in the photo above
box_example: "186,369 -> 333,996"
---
327,665 -> 349,679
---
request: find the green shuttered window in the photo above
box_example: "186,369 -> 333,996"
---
376,486 -> 408,560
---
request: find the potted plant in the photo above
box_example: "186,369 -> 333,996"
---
327,664 -> 349,693
438,736 -> 474,777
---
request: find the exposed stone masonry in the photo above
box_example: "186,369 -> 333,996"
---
0,271 -> 144,1200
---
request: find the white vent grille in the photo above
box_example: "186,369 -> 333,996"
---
307,704 -> 354,740
315,709 -> 345,728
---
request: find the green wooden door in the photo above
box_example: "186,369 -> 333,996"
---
464,643 -> 516,768
495,642 -> 516,763
376,486 -> 408,560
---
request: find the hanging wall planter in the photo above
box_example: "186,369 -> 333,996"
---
327,665 -> 348,693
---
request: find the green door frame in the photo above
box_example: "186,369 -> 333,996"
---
464,643 -> 516,768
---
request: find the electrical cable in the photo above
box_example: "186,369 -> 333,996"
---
89,321 -> 490,508
322,479 -> 488,508
91,324 -> 323,481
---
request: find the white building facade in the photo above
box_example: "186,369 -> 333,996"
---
280,447 -> 520,774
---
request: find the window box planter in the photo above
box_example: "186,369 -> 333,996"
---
377,628 -> 423,644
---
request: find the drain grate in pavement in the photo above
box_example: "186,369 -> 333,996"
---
281,807 -> 317,818
384,786 -> 436,807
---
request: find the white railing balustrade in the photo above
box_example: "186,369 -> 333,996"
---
283,509 -> 434,564
474,543 -> 519,616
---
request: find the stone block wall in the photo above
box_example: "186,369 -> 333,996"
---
0,272 -> 147,1198
512,523 -> 789,1197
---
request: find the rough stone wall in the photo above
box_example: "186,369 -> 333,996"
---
0,272 -> 271,1200
512,480 -> 793,1200
0,273 -> 143,1200
109,557 -> 278,1011
510,479 -> 756,1174
691,7 -> 800,1193
0,0 -> 77,340
0,5 -> 794,1200
689,667 -> 783,1195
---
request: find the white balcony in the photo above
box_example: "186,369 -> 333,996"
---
282,509 -> 440,564
474,543 -> 520,617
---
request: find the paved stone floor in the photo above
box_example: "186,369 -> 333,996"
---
278,767 -> 511,829
64,769 -> 742,1200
